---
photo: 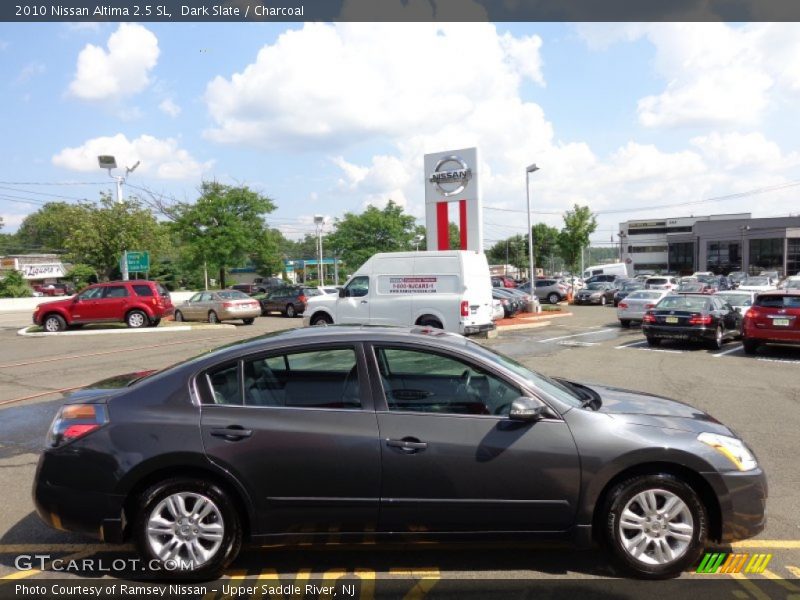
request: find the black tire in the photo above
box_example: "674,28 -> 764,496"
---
134,477 -> 242,580
174,311 -> 184,322
646,336 -> 661,347
619,320 -> 631,328
548,292 -> 560,305
310,313 -> 333,326
42,314 -> 67,333
743,339 -> 760,355
208,311 -> 219,324
418,317 -> 444,329
242,318 -> 255,325
150,318 -> 161,327
285,304 -> 296,318
126,310 -> 148,329
708,326 -> 724,351
603,473 -> 707,579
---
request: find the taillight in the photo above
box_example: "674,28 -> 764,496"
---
689,314 -> 713,325
618,302 -> 628,309
222,302 -> 234,308
744,308 -> 757,319
645,303 -> 655,309
46,404 -> 108,448
298,295 -> 307,304
461,300 -> 470,316
643,312 -> 656,323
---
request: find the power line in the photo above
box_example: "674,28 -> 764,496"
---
0,185 -> 93,202
0,181 -> 107,186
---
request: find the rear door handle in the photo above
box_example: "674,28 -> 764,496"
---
386,438 -> 427,453
210,426 -> 253,441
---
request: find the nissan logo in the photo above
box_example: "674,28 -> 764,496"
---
429,155 -> 472,197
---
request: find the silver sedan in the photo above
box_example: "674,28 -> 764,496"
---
616,290 -> 670,327
173,290 -> 261,325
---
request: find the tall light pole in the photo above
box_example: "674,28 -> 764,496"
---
314,215 -> 324,284
525,163 -> 539,305
98,155 -> 140,281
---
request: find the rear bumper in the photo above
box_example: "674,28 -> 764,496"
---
743,327 -> 800,345
218,308 -> 262,320
642,324 -> 716,342
462,322 -> 496,335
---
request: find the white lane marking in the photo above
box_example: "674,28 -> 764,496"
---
614,339 -> 682,353
615,340 -> 647,349
713,345 -> 743,358
756,357 -> 800,365
537,328 -> 615,343
558,341 -> 598,347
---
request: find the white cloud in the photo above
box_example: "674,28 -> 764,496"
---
52,134 -> 212,180
69,23 -> 159,102
158,98 -> 181,117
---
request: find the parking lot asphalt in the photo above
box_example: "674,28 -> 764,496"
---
0,305 -> 798,592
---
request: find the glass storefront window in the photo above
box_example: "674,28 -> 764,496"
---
749,238 -> 784,275
668,242 -> 694,274
706,241 -> 740,274
787,238 -> 800,275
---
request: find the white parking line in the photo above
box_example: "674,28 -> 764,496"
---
537,328 -> 615,343
614,339 -> 683,354
615,340 -> 647,349
713,345 -> 743,358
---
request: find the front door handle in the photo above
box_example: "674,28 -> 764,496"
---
386,437 -> 427,453
210,426 -> 253,441
360,300 -> 368,304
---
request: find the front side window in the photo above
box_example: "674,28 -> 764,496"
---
243,347 -> 361,409
77,286 -> 105,300
375,346 -> 521,416
345,276 -> 369,298
189,292 -> 203,302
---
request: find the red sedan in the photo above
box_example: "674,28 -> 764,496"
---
742,291 -> 800,354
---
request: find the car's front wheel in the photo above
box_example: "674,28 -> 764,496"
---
43,314 -> 67,332
604,474 -> 707,579
135,478 -> 242,580
126,310 -> 148,329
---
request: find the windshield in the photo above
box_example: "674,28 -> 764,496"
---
466,341 -> 583,408
743,277 -> 769,285
715,293 -> 752,307
586,283 -> 605,290
627,291 -> 663,300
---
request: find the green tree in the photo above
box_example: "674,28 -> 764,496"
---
557,204 -> 598,273
65,194 -> 168,280
17,202 -> 92,253
326,200 -> 420,271
171,182 -> 278,289
64,263 -> 97,290
486,235 -> 529,270
0,270 -> 34,298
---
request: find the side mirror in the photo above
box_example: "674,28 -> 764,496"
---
508,397 -> 549,422
338,288 -> 347,298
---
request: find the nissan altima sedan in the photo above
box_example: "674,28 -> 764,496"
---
34,327 -> 766,580
173,290 -> 261,324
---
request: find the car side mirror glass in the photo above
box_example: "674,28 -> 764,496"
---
508,397 -> 548,422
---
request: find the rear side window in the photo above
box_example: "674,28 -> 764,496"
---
103,285 -> 129,298
133,284 -> 153,297
206,363 -> 241,405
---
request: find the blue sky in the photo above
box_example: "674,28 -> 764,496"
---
2,21 -> 800,249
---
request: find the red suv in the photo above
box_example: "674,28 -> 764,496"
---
33,281 -> 174,332
742,291 -> 800,354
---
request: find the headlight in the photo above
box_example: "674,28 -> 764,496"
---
698,432 -> 757,471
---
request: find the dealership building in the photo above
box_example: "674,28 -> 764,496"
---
619,213 -> 800,276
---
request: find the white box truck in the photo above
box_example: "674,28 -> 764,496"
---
302,250 -> 495,335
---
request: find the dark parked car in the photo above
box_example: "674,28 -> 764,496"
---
742,291 -> 800,354
34,327 -> 766,579
32,280 -> 173,332
642,293 -> 742,349
613,281 -> 645,307
229,283 -> 261,295
259,286 -> 322,317
492,288 -> 521,317
573,282 -> 615,305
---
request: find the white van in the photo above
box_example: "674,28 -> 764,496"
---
302,250 -> 495,335
583,262 -> 631,280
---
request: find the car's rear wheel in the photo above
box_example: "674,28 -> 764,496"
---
548,292 -> 560,305
310,313 -> 332,326
242,318 -> 255,325
646,336 -> 661,347
604,474 -> 707,579
619,319 -> 631,328
743,339 -> 760,355
43,314 -> 66,333
708,326 -> 723,350
135,478 -> 242,580
126,310 -> 148,329
285,304 -> 296,318
174,311 -> 184,322
418,317 -> 444,329
208,311 -> 219,324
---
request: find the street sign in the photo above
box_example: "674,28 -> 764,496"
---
121,251 -> 150,273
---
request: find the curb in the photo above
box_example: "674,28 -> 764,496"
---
18,324 -> 237,337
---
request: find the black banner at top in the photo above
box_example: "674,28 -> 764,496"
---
3,0 -> 800,23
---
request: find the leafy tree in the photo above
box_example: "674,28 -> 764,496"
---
326,200 -> 420,271
64,264 -> 97,290
171,182 -> 278,289
486,235 -> 529,270
65,194 -> 168,280
412,222 -> 460,252
0,270 -> 34,298
17,202 -> 92,253
557,204 -> 598,273
0,215 -> 3,230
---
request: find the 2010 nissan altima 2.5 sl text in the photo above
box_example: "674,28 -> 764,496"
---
33,326 -> 766,580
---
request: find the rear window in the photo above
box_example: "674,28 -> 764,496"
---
656,295 -> 711,311
301,288 -> 322,296
218,290 -> 250,300
756,295 -> 800,308
132,284 -> 154,297
646,278 -> 668,285
627,291 -> 663,300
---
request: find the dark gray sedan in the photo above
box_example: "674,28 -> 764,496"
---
34,327 -> 766,580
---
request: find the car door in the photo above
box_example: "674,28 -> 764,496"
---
68,285 -> 106,322
199,343 -> 381,535
93,284 -> 131,320
181,292 -> 204,320
368,343 -> 580,533
337,276 -> 371,325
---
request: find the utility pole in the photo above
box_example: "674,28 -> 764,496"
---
98,155 -> 139,281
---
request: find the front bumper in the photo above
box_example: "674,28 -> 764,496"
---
33,453 -> 126,542
703,468 -> 768,542
574,296 -> 603,305
642,324 -> 716,342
